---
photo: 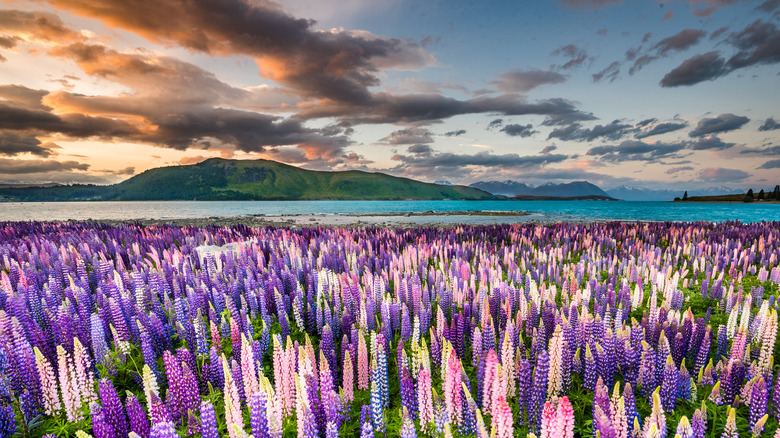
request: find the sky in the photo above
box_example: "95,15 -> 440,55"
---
0,0 -> 779,190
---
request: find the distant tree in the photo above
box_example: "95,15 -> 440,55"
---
747,188 -> 754,198
683,191 -> 688,200
774,185 -> 780,200
758,189 -> 765,200
674,197 -> 681,202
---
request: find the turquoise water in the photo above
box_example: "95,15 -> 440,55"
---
1,200 -> 779,223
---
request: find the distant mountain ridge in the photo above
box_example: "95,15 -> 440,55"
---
469,180 -> 608,197
0,158 -> 498,201
605,185 -> 742,201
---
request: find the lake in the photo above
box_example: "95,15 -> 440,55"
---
1,200 -> 779,224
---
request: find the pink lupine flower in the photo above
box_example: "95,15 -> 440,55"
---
343,350 -> 354,402
540,401 -> 557,438
418,367 -> 434,433
240,334 -> 259,399
222,354 -> 245,438
444,350 -> 462,426
358,331 -> 369,390
482,349 -> 499,413
34,347 -> 60,415
57,345 -> 82,422
492,395 -> 513,438
73,338 -> 96,406
555,396 -> 575,438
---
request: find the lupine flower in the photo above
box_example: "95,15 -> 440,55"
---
99,378 -> 128,438
418,367 -> 434,433
491,395 -> 513,438
33,347 -> 60,415
721,407 -> 738,438
749,376 -> 768,432
400,406 -> 417,438
126,392 -> 150,438
443,350 -> 462,426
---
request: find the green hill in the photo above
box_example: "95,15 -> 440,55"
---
0,158 -> 498,201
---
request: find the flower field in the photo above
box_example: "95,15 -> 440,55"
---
1,221 -> 780,438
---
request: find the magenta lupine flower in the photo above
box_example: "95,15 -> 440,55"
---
540,401 -> 557,438
481,349 -> 498,413
556,396 -> 575,438
357,332 -> 369,391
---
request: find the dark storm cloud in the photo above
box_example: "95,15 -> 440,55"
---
636,118 -> 657,127
548,120 -> 632,142
491,69 -> 567,93
0,132 -> 56,157
758,159 -> 780,169
500,124 -> 537,138
757,0 -> 780,11
689,113 -> 749,137
0,158 -> 88,174
0,101 -> 140,138
661,20 -> 780,87
43,0 -> 434,105
586,140 -> 688,162
690,135 -> 736,150
443,129 -> 466,137
759,117 -> 780,131
710,27 -> 729,40
380,127 -> 433,145
634,122 -> 688,139
699,167 -> 749,182
541,111 -> 598,126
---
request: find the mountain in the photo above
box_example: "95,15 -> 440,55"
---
470,180 -> 609,198
469,180 -> 534,196
527,181 -> 609,197
0,158 -> 498,201
606,185 -> 742,201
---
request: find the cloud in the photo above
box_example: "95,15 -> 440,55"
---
0,158 -> 88,174
690,135 -> 736,150
759,117 -> 780,131
699,167 -> 749,182
560,0 -> 621,9
540,145 -> 558,154
548,120 -> 632,142
390,150 -> 569,179
661,20 -> 780,87
666,166 -> 694,174
43,0 -> 435,105
586,140 -> 688,162
541,111 -> 599,126
660,52 -> 725,86
500,123 -> 537,137
634,121 -> 688,138
380,127 -> 433,145
552,44 -> 589,70
592,62 -> 620,82
758,159 -> 780,169
689,113 -> 749,137
407,144 -> 432,155
443,129 -> 466,137
741,145 -> 780,155
487,119 -> 503,129
490,69 -> 567,93
0,132 -> 58,157
757,0 -> 780,11
0,9 -> 84,43
656,29 -> 707,55
0,35 -> 20,49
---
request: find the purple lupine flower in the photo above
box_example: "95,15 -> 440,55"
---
528,349 -> 549,433
250,392 -> 269,438
400,365 -> 417,420
126,392 -> 150,438
749,376 -> 768,432
99,378 -> 129,438
91,402 -> 114,438
516,357 -> 531,425
199,400 -> 218,438
584,344 -> 598,391
623,383 -> 641,435
149,420 -> 178,438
